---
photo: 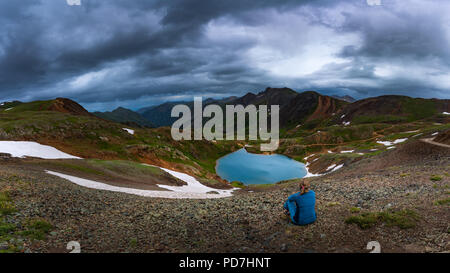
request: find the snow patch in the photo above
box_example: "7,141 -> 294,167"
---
46,167 -> 235,199
331,164 -> 344,172
443,112 -> 450,115
4,108 -> 13,111
341,115 -> 345,119
122,128 -> 135,135
0,141 -> 81,159
304,163 -> 322,178
342,121 -> 350,126
324,163 -> 344,173
431,132 -> 438,136
340,150 -> 354,153
377,138 -> 407,146
154,166 -> 235,196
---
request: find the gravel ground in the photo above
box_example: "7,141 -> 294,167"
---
0,154 -> 449,253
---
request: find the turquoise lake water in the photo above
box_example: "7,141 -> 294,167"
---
216,148 -> 307,185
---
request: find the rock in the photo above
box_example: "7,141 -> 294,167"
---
0,153 -> 11,159
206,191 -> 219,195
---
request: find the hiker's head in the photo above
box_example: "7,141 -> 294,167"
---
299,181 -> 310,194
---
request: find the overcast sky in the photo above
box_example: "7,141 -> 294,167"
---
0,0 -> 449,111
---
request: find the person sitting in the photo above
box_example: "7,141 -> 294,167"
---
283,181 -> 316,225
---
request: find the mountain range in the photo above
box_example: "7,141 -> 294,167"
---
93,87 -> 449,130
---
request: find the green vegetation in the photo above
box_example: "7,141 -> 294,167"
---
430,175 -> 443,182
345,209 -> 420,229
350,207 -> 361,213
0,191 -> 52,253
231,181 -> 245,188
0,192 -> 15,216
434,198 -> 450,206
353,115 -> 407,124
19,219 -> 53,240
401,97 -> 437,121
327,202 -> 341,207
129,238 -> 138,248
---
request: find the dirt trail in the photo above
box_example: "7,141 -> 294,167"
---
421,138 -> 450,149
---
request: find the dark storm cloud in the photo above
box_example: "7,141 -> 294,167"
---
0,0 -> 448,111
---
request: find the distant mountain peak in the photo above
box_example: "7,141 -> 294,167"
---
93,106 -> 154,128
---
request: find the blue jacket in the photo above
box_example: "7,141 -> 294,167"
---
284,191 -> 316,225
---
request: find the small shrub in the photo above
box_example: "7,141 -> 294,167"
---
129,238 -> 137,248
350,207 -> 361,213
327,202 -> 341,207
378,209 -> 420,229
345,213 -> 378,229
430,175 -> 443,182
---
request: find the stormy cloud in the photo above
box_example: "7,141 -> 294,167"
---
0,0 -> 449,111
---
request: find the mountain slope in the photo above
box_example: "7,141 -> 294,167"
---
1,98 -> 92,116
93,107 -> 154,128
335,95 -> 450,125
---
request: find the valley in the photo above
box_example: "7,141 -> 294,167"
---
0,88 -> 449,253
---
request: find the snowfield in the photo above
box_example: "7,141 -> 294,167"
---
45,166 -> 235,199
0,141 -> 81,159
